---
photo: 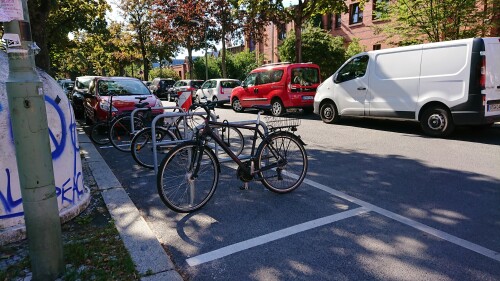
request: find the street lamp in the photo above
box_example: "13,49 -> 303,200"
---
190,19 -> 209,80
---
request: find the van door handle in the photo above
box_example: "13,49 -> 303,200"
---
254,88 -> 258,93
357,87 -> 366,90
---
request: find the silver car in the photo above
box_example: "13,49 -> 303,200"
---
194,79 -> 241,104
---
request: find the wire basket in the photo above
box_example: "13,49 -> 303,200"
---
264,115 -> 301,130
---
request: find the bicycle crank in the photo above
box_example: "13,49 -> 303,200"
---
237,161 -> 253,182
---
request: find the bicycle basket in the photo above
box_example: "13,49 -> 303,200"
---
264,115 -> 301,130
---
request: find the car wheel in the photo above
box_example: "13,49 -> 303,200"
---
213,97 -> 218,107
420,106 -> 455,137
232,97 -> 243,113
320,102 -> 340,124
271,99 -> 285,117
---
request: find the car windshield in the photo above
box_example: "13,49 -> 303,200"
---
98,79 -> 150,96
76,77 -> 93,89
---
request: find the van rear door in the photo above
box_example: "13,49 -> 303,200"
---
483,38 -> 500,117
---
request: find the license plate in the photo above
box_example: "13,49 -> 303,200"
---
488,104 -> 500,112
302,96 -> 314,100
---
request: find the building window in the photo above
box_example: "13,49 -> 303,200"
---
326,13 -> 332,30
373,0 -> 390,20
334,14 -> 342,29
278,24 -> 286,41
373,44 -> 381,50
349,3 -> 363,25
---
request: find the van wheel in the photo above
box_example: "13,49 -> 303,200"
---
320,102 -> 339,124
271,99 -> 285,116
213,97 -> 218,107
232,98 -> 243,113
420,106 -> 455,137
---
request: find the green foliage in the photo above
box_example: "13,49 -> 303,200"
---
193,56 -> 222,80
279,24 -> 346,79
189,51 -> 261,81
376,0 -> 498,44
149,68 -> 181,81
345,38 -> 365,58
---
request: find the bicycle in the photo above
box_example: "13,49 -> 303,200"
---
131,100 -> 244,169
156,101 -> 308,213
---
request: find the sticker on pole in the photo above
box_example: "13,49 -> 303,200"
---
2,33 -> 21,47
0,0 -> 24,22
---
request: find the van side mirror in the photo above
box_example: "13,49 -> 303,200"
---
334,74 -> 342,83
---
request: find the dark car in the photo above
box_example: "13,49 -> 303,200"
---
150,78 -> 176,101
168,79 -> 204,101
71,76 -> 98,118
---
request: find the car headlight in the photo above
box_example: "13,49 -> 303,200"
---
100,100 -> 118,112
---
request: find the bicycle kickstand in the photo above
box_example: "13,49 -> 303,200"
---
240,182 -> 250,190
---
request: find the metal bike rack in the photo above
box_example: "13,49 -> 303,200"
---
129,106 -> 184,134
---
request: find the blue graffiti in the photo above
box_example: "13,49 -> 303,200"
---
45,96 -> 67,160
0,169 -> 24,219
1,99 -> 85,220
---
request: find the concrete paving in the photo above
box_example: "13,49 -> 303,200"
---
78,128 -> 183,281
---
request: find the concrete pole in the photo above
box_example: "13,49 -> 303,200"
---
3,0 -> 64,280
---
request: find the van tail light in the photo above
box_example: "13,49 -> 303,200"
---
288,82 -> 291,92
220,86 -> 224,95
480,56 -> 486,89
482,94 -> 486,107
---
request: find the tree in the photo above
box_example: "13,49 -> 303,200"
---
240,0 -> 346,63
153,0 -> 209,79
28,0 -> 108,73
345,38 -> 365,58
279,23 -> 345,79
376,0 -> 500,44
119,0 -> 155,81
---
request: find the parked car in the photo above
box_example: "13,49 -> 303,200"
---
150,78 -> 176,101
142,81 -> 152,87
314,37 -> 500,137
57,79 -> 74,97
71,76 -> 98,118
194,79 -> 241,104
82,76 -> 163,124
231,62 -> 321,116
168,79 -> 204,101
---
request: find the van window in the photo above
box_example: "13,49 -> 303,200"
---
292,68 -> 320,85
221,81 -> 241,88
375,49 -> 421,79
243,73 -> 258,87
336,56 -> 369,83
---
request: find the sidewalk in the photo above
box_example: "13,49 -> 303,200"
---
78,127 -> 183,281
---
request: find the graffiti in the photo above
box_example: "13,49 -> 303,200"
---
0,169 -> 23,219
45,95 -> 67,160
0,97 -> 84,220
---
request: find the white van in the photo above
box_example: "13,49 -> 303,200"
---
314,37 -> 500,137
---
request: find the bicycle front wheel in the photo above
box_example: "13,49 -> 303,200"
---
109,116 -> 144,152
90,122 -> 110,145
256,131 -> 308,193
157,142 -> 219,213
131,127 -> 176,169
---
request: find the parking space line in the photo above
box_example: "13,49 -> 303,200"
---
186,207 -> 369,267
288,173 -> 500,263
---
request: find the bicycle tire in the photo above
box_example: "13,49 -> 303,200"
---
157,142 -> 220,213
256,131 -> 308,193
131,127 -> 177,169
89,122 -> 110,145
109,115 -> 144,152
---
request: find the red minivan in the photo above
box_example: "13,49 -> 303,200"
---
231,62 -> 321,116
83,76 -> 163,124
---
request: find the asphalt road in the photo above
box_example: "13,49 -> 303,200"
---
88,102 -> 500,281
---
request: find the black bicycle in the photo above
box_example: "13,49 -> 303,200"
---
157,101 -> 308,213
131,101 -> 244,169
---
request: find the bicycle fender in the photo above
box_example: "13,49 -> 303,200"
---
267,131 -> 307,146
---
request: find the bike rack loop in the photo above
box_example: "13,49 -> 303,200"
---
130,106 -> 183,134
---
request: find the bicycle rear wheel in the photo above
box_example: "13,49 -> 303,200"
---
157,142 -> 219,213
131,127 -> 176,169
211,126 -> 245,158
256,131 -> 308,193
109,115 -> 144,152
90,122 -> 110,145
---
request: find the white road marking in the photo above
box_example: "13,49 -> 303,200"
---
286,173 -> 500,263
186,207 -> 370,266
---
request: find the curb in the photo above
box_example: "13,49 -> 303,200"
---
77,127 -> 183,281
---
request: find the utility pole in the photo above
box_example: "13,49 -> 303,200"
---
2,0 -> 64,279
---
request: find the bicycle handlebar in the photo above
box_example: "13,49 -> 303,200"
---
189,99 -> 229,116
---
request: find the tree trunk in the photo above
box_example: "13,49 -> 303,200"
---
294,20 -> 303,63
28,1 -> 51,72
188,46 -> 193,79
221,25 -> 227,78
139,34 -> 149,81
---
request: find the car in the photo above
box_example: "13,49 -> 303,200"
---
142,80 -> 152,87
82,76 -> 163,124
150,78 -> 176,101
231,62 -> 321,116
57,79 -> 74,97
193,79 -> 241,104
70,76 -> 98,118
167,79 -> 204,102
